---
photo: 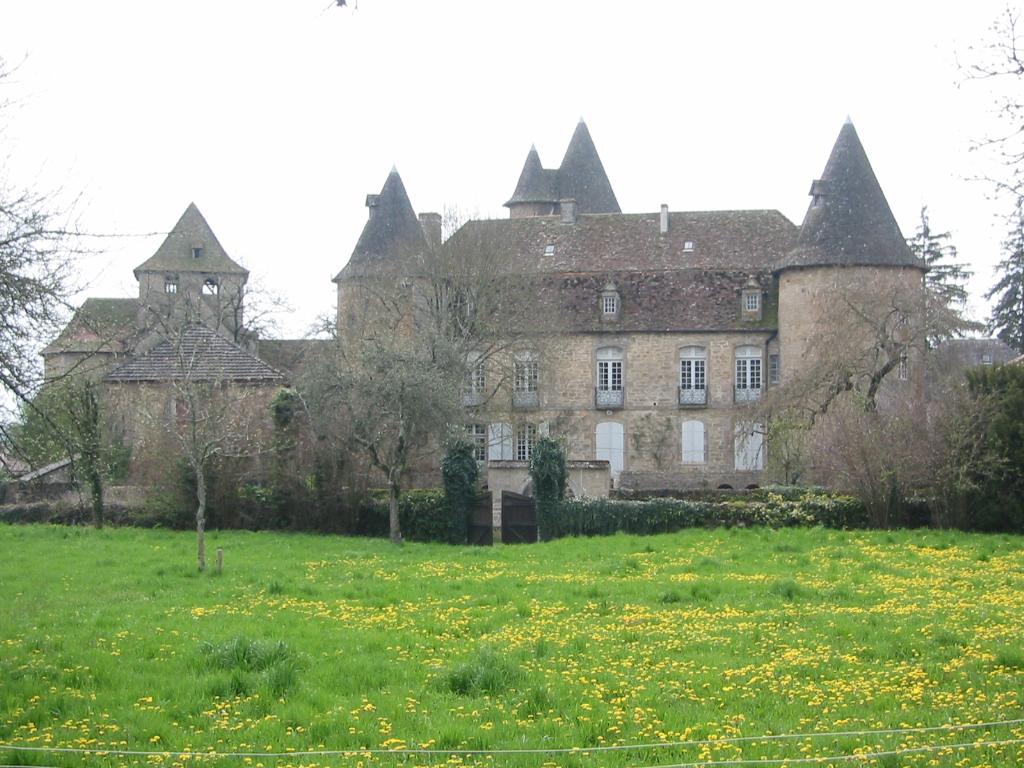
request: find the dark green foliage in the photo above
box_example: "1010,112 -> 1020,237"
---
270,387 -> 302,431
529,437 -> 567,538
539,489 -> 866,541
441,435 -> 478,544
959,364 -> 1024,531
907,207 -> 971,332
986,207 -> 1024,353
357,489 -> 467,543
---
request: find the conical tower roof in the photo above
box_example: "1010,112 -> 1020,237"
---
134,203 -> 248,278
337,168 -> 426,279
557,120 -> 621,214
503,121 -> 620,215
505,145 -> 557,205
781,121 -> 919,271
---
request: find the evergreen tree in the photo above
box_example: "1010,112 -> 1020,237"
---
907,207 -> 971,312
986,204 -> 1024,353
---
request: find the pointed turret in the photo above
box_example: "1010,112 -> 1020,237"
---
557,120 -> 620,215
337,168 -> 427,279
781,121 -> 918,270
133,203 -> 247,279
505,145 -> 557,209
504,121 -> 620,218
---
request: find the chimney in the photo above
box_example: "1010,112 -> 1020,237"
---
365,193 -> 380,220
560,198 -> 577,225
419,212 -> 442,248
660,204 -> 669,234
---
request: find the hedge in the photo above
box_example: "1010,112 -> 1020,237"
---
540,488 -> 867,541
356,489 -> 467,543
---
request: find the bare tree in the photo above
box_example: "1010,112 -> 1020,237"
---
112,324 -> 281,569
305,211 -> 554,544
0,59 -> 77,413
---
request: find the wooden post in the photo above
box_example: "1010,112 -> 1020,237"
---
216,548 -> 224,574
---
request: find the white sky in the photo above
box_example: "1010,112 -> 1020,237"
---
1,0 -> 1018,338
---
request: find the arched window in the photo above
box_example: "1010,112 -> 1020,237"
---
595,347 -> 624,408
679,346 -> 707,406
735,346 -> 762,402
681,420 -> 706,464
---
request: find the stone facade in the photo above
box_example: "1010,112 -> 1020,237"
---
334,118 -> 930,494
43,119 -> 941,502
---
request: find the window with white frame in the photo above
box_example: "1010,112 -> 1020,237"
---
544,244 -> 555,257
468,424 -> 487,462
515,423 -> 537,462
513,354 -> 538,393
602,294 -> 618,316
679,346 -> 707,391
769,354 -> 781,385
202,278 -> 219,296
735,346 -> 762,400
681,420 -> 706,464
164,277 -> 178,294
744,292 -> 760,312
596,347 -> 624,392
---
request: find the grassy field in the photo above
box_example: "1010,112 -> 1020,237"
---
0,524 -> 1022,768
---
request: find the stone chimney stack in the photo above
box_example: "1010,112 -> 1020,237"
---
365,193 -> 380,220
660,204 -> 669,234
419,212 -> 442,248
560,198 -> 577,225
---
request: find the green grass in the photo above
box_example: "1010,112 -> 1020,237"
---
1,524 -> 1023,767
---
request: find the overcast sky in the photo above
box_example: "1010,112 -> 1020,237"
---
1,0 -> 1018,338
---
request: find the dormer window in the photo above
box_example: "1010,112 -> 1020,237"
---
600,282 -> 620,321
164,276 -> 178,294
192,246 -> 204,260
544,244 -> 555,257
202,278 -> 219,296
741,278 -> 763,322
683,241 -> 695,252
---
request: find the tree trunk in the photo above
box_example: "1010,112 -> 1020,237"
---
88,467 -> 104,529
388,482 -> 402,545
196,464 -> 207,571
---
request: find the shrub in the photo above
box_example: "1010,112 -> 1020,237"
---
357,488 -> 465,543
441,435 -> 478,544
530,437 -> 567,540
541,488 -> 865,541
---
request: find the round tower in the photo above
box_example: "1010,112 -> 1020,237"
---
776,120 -> 926,388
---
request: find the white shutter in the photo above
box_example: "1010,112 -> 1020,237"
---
734,424 -> 764,471
596,422 -> 625,477
681,420 -> 705,464
538,421 -> 550,438
488,422 -> 513,461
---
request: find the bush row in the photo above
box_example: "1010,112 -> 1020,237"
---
539,488 -> 867,541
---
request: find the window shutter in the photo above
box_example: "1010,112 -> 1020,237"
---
488,423 -> 513,461
682,421 -> 705,463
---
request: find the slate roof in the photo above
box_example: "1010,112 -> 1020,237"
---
782,121 -> 920,271
40,298 -> 138,356
335,169 -> 427,280
105,325 -> 284,383
540,270 -> 778,333
447,209 -> 797,274
506,120 -> 621,215
134,203 -> 248,278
